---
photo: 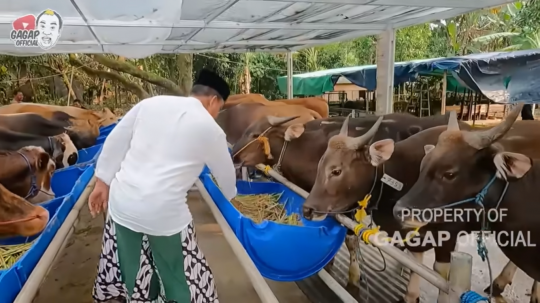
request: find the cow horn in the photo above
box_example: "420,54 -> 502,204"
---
347,116 -> 384,149
339,114 -> 352,136
266,116 -> 299,127
447,111 -> 460,131
463,103 -> 524,150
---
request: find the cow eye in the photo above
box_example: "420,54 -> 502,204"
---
443,172 -> 456,181
331,169 -> 342,176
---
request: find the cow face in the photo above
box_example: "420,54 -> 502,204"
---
303,116 -> 385,221
50,133 -> 78,169
66,120 -> 99,149
0,146 -> 56,204
394,105 -> 524,228
21,146 -> 56,204
0,183 -> 49,237
232,115 -> 299,166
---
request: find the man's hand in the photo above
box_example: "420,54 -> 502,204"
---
89,179 -> 110,218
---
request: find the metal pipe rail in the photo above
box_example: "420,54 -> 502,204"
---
15,176 -> 96,303
195,179 -> 280,303
255,164 -> 473,302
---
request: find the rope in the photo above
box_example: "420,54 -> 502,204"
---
460,290 -> 489,302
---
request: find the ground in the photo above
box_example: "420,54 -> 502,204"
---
33,191 -> 310,303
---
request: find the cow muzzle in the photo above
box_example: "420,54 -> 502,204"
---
393,204 -> 428,229
302,206 -> 328,221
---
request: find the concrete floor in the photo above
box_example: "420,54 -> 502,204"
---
33,191 -> 310,303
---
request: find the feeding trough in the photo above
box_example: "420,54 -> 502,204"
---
199,174 -> 346,281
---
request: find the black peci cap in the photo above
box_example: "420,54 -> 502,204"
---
193,69 -> 230,101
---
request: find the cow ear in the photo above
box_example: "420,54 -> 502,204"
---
368,139 -> 394,166
493,152 -> 532,180
424,144 -> 435,155
37,152 -> 50,170
284,124 -> 305,141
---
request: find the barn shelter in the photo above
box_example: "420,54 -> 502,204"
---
277,49 -> 540,104
0,1 -> 520,303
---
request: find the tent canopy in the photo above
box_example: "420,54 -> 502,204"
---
0,0 -> 513,58
277,49 -> 540,103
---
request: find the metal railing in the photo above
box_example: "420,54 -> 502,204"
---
255,164 -> 474,303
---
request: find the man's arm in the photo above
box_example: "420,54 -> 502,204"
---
205,131 -> 237,201
95,102 -> 142,185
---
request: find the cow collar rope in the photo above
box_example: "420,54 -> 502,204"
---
432,174 -> 510,260
232,126 -> 273,160
232,126 -> 289,174
0,214 -> 41,226
18,151 -> 39,199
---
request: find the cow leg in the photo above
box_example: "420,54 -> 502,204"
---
484,261 -> 518,299
531,281 -> 540,303
345,234 -> 361,291
398,251 -> 423,303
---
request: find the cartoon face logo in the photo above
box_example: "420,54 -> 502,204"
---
10,9 -> 63,50
36,10 -> 62,50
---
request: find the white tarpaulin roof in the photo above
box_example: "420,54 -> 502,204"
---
0,0 -> 514,58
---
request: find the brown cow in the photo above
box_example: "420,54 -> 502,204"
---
395,105 -> 540,302
0,183 -> 49,237
275,97 -> 329,119
0,103 -> 118,148
217,103 -> 321,145
0,112 -> 88,152
224,94 -> 329,118
0,146 -> 56,204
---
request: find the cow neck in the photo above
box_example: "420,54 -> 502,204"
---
270,137 -> 288,174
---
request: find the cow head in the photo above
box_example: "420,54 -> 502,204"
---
93,107 -> 118,127
49,133 -> 78,169
394,104 -> 524,228
0,183 -> 49,237
0,146 -> 56,204
232,115 -> 301,166
65,119 -> 99,149
302,116 -> 385,221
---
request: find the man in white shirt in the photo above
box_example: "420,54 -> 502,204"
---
89,69 -> 236,303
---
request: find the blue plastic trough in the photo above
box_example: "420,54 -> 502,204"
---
199,174 -> 347,281
0,124 -> 111,303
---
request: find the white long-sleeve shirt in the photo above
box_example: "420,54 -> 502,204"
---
95,96 -> 237,236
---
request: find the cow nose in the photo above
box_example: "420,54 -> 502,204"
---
302,206 -> 315,220
393,204 -> 410,221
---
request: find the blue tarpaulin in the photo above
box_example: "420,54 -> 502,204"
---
277,49 -> 540,104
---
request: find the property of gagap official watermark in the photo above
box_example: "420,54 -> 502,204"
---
381,207 -> 536,248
